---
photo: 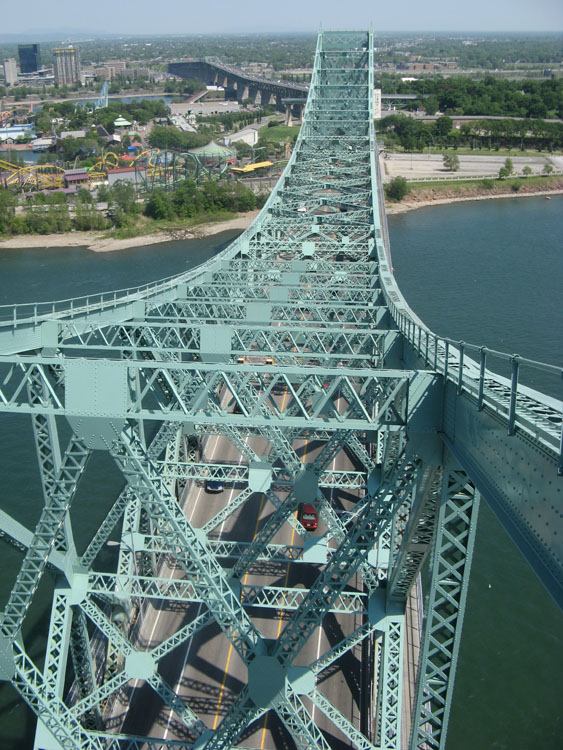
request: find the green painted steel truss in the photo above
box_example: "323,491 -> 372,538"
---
0,27 -> 560,750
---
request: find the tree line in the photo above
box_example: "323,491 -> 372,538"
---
382,76 -> 563,119
0,177 -> 263,237
377,114 -> 563,152
375,36 -> 563,71
144,179 -> 264,221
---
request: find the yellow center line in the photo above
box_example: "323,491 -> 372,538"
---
214,386 -> 291,733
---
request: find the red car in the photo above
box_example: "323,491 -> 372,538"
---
299,503 -> 318,531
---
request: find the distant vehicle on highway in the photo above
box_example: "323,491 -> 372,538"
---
299,503 -> 318,531
205,480 -> 224,493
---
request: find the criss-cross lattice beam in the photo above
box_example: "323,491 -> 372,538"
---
409,462 -> 481,750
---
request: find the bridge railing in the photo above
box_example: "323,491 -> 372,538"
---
388,297 -> 563,458
0,64 -> 308,333
400,171 -> 563,182
373,140 -> 562,461
0,250 -> 221,329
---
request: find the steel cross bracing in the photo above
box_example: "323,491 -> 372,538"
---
0,28 -> 560,750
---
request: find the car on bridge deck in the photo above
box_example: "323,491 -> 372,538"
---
298,503 -> 318,531
205,480 -> 224,493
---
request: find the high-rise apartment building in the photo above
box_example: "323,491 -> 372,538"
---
53,46 -> 81,85
18,43 -> 41,74
3,58 -> 18,86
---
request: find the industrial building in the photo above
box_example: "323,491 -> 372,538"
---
52,46 -> 81,85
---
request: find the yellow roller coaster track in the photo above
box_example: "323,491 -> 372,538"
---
0,159 -> 65,189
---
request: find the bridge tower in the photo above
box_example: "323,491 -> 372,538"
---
0,30 -> 561,750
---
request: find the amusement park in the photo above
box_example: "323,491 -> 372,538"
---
0,76 -> 295,237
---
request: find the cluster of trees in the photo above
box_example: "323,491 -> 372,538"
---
384,176 -> 409,202
95,98 -> 168,131
0,188 -> 108,236
197,108 -> 271,133
144,179 -> 263,221
378,114 -> 563,152
0,180 -> 140,236
163,78 -> 203,96
390,76 -> 563,119
148,125 -> 211,151
36,98 -> 169,135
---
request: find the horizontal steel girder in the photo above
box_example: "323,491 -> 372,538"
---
0,357 -> 427,432
85,572 -> 367,614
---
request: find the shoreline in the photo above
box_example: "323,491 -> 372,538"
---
0,210 -> 260,252
385,187 -> 563,215
0,187 -> 560,251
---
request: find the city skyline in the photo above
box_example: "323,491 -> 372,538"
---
0,0 -> 562,36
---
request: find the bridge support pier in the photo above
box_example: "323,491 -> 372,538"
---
237,85 -> 250,103
285,103 -> 293,127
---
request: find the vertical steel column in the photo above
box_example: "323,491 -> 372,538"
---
409,458 -> 481,750
33,585 -> 74,750
379,615 -> 404,750
68,607 -> 102,729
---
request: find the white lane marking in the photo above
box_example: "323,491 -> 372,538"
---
161,435 -> 249,739
161,480 -> 205,740
311,625 -> 324,723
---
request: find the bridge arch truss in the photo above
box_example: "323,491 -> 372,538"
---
0,30 -> 561,750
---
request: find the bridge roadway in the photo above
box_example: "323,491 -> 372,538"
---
111,386 -> 367,748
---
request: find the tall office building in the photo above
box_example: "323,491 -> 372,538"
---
18,43 -> 41,74
3,58 -> 18,86
53,46 -> 81,85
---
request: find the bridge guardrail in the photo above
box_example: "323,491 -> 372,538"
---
388,297 -> 563,463
374,146 -> 562,465
0,62 -> 308,333
0,241 -> 232,329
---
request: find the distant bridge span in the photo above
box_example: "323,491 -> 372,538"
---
168,58 -> 421,113
168,58 -> 307,111
0,30 -> 561,750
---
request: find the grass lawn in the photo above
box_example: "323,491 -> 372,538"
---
257,124 -> 301,143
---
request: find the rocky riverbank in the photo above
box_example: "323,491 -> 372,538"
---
0,211 -> 260,252
385,179 -> 563,214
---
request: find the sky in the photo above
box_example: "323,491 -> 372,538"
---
2,0 -> 562,36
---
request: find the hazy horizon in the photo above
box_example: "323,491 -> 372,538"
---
1,0 -> 561,37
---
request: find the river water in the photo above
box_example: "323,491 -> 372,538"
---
0,197 -> 561,748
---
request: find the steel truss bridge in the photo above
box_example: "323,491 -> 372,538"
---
0,30 -> 561,750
